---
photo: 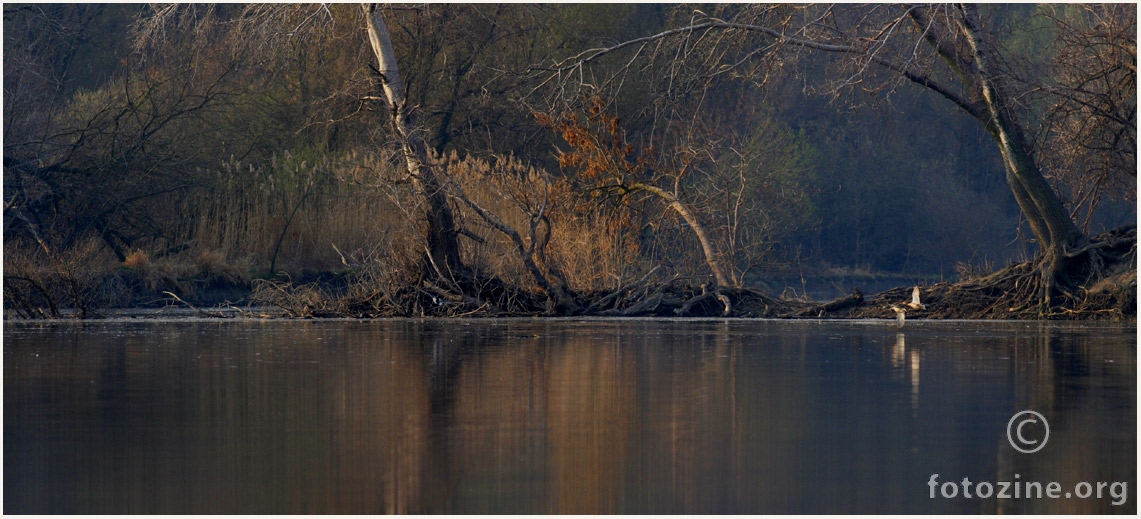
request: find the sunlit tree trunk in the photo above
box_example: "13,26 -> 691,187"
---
633,183 -> 732,288
362,4 -> 465,280
954,4 -> 1086,299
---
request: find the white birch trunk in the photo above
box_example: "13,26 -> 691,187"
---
362,4 -> 465,278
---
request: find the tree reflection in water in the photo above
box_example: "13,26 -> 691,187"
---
3,320 -> 1135,514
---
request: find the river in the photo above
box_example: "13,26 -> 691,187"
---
4,318 -> 1135,513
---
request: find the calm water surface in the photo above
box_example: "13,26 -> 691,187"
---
4,319 -> 1135,514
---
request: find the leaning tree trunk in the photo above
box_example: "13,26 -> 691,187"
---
634,182 -> 733,288
956,4 -> 1087,302
362,4 -> 466,280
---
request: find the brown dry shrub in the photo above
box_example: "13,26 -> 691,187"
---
119,248 -> 184,294
122,249 -> 150,270
443,151 -> 644,292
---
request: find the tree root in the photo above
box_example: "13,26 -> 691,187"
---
830,226 -> 1135,321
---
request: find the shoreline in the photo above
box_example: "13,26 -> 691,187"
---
5,313 -> 1137,327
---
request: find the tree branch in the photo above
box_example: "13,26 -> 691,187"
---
551,16 -> 987,121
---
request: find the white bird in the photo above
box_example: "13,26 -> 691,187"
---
889,304 -> 907,327
905,286 -> 925,310
889,286 -> 925,328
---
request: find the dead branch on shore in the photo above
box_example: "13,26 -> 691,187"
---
583,266 -> 662,314
795,288 -> 864,317
162,291 -> 232,318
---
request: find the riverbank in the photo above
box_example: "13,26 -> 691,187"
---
6,227 -> 1134,321
6,272 -> 1133,322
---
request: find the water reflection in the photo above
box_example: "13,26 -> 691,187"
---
4,319 -> 1135,514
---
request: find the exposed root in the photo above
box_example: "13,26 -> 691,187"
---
829,226 -> 1135,321
582,266 -> 662,315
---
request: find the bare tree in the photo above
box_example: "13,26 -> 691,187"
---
538,97 -> 734,287
543,4 -> 1135,306
5,4 -> 239,260
219,4 -> 559,288
208,4 -> 582,309
530,6 -> 817,291
361,4 -> 466,281
1037,4 -> 1136,231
